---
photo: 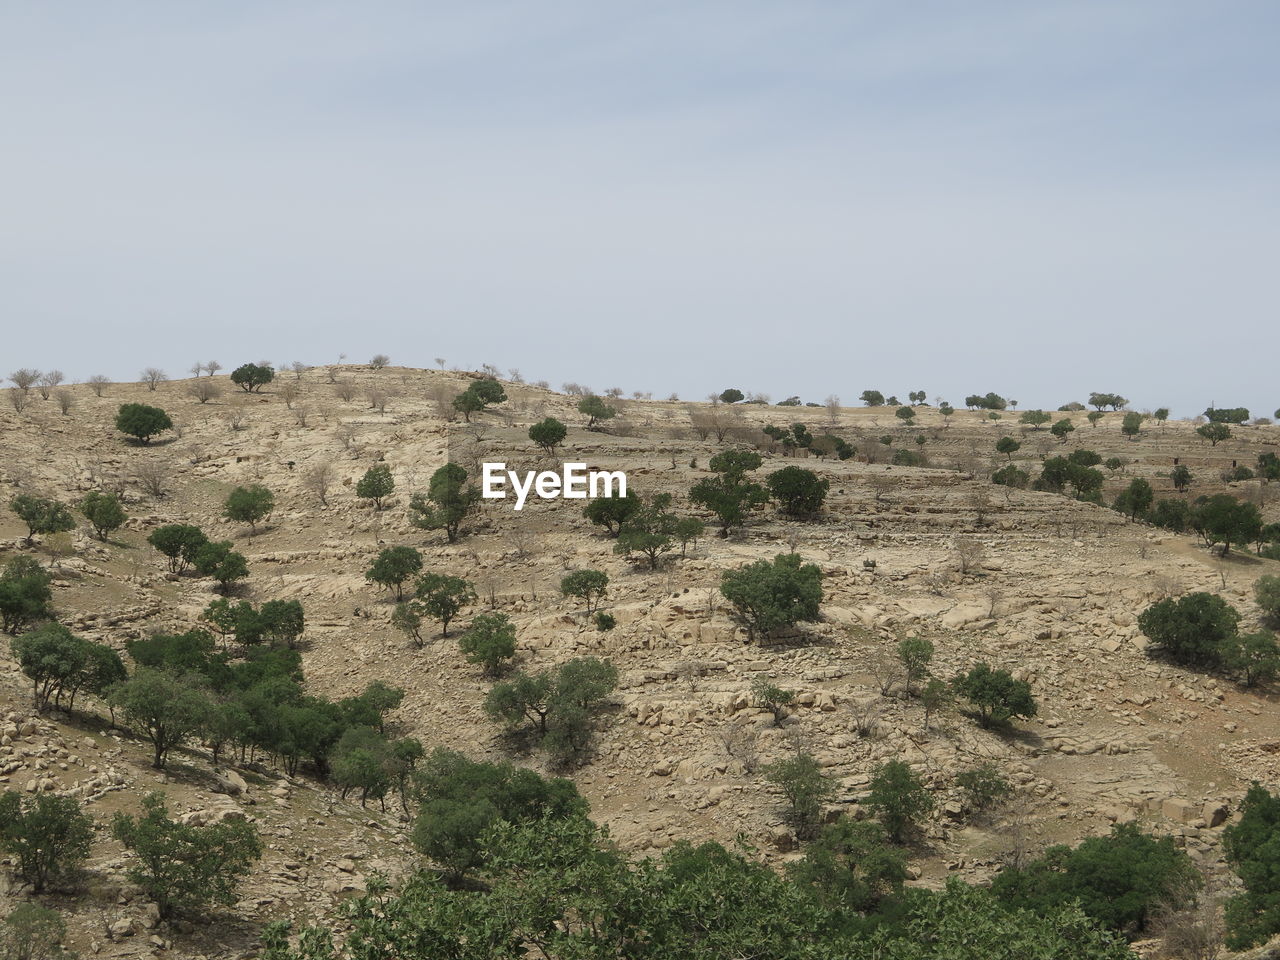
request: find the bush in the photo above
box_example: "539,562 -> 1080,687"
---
1256,575 -> 1280,626
0,793 -> 93,892
750,676 -> 794,725
452,378 -> 506,421
766,466 -> 829,518
955,763 -> 1012,814
1148,499 -> 1191,533
365,546 -> 423,600
689,449 -> 769,532
1138,592 -> 1240,667
952,662 -> 1036,728
147,524 -> 208,573
409,463 -> 481,543
79,490 -> 126,539
1113,478 -> 1153,520
897,635 -> 934,689
991,464 -> 1029,488
578,395 -> 616,427
355,464 -> 395,510
583,489 -> 640,536
192,541 -> 249,592
458,613 -> 517,676
860,389 -> 885,406
765,753 -> 836,839
864,760 -> 934,842
223,484 -> 275,534
9,495 -> 75,545
1226,632 -> 1280,687
113,791 -> 262,919
484,657 -> 617,764
594,611 -> 616,631
529,417 -> 568,454
0,904 -> 71,960
560,569 -> 609,613
1224,783 -> 1280,948
0,558 -> 52,636
115,402 -> 172,443
720,553 -> 823,640
230,363 -> 274,392
410,573 -> 476,637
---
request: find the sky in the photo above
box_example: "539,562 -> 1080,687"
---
2,1 -> 1277,418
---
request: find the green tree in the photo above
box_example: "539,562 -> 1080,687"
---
718,388 -> 744,403
787,819 -> 906,914
0,903 -> 72,960
193,541 -> 249,593
993,821 -> 1198,937
355,463 -> 395,510
765,753 -> 835,839
365,545 -> 423,600
864,759 -> 934,843
112,791 -> 262,919
0,558 -> 53,636
1148,498 -> 1191,533
108,668 -> 213,768
484,657 -> 617,764
412,573 -> 476,636
409,463 -> 481,543
1196,422 -> 1231,446
895,406 -> 915,424
674,515 -> 705,557
391,601 -> 424,646
452,378 -> 507,421
720,553 -> 823,640
1020,410 -> 1051,429
577,395 -> 617,428
147,524 -> 208,573
952,662 -> 1037,728
115,402 -> 172,443
1138,592 -> 1240,667
1224,783 -> 1280,948
1113,478 -> 1153,520
1205,406 -> 1250,424
223,484 -> 274,534
1258,452 -> 1280,483
458,613 -> 517,676
1171,464 -> 1192,492
560,569 -> 609,613
1192,493 -> 1262,556
1089,392 -> 1128,411
1120,411 -> 1143,439
690,449 -> 769,533
1226,632 -> 1280,687
1153,407 -> 1170,425
992,464 -> 1030,489
229,362 -> 274,392
529,417 -> 568,454
920,677 -> 952,730
860,389 -> 885,406
79,491 -> 126,539
0,793 -> 93,892
1257,575 -> 1280,626
583,489 -> 640,536
614,493 -> 679,568
9,496 -> 75,545
10,623 -> 89,712
995,436 -> 1021,459
1050,418 -> 1075,441
897,635 -> 934,690
766,466 -> 829,518
956,763 -> 1012,814
330,726 -> 392,808
749,676 -> 794,725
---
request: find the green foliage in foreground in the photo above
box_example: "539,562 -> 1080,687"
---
261,816 -> 1136,960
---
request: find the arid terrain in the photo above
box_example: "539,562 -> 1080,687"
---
2,365 -> 1278,959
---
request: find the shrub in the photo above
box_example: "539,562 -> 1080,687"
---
1190,494 -> 1262,555
750,676 -> 794,725
409,463 -> 481,543
9,495 -> 75,545
560,569 -> 609,613
765,753 -> 836,839
689,449 -> 770,532
583,489 -> 640,536
766,466 -> 829,518
1138,592 -> 1240,667
230,363 -> 274,392
115,402 -> 172,443
147,524 -> 208,573
956,763 -> 1012,814
0,793 -> 93,892
223,484 -> 275,534
193,541 -> 249,592
0,903 -> 71,960
458,613 -> 517,676
1257,575 -> 1280,626
993,822 -> 1198,937
112,791 -> 262,919
720,552 -> 823,640
593,611 -> 615,631
897,635 -> 934,689
484,657 -> 618,764
452,378 -> 506,421
79,490 -> 126,539
864,759 -> 934,842
952,662 -> 1036,728
355,464 -> 395,510
1226,632 -> 1280,687
365,546 -> 423,600
1113,478 -> 1153,520
0,558 -> 53,635
529,417 -> 568,454
787,819 -> 906,914
1224,783 -> 1280,948
1050,418 -> 1075,441
992,464 -> 1029,488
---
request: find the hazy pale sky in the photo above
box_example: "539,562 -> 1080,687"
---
2,2 -> 1277,417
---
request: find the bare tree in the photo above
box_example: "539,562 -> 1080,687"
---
9,369 -> 40,393
141,368 -> 168,391
279,382 -> 300,408
867,473 -> 895,503
954,538 -> 986,575
54,389 -> 73,415
87,375 -> 110,396
205,361 -> 222,377
435,357 -> 446,369
189,362 -> 205,377
292,405 -> 311,427
187,379 -> 221,404
333,381 -> 356,402
133,459 -> 168,498
848,697 -> 884,738
303,462 -> 333,505
824,394 -> 841,426
717,721 -> 760,774
335,423 -> 357,451
8,388 -> 29,413
37,370 -> 64,399
430,384 -> 459,421
290,361 -> 307,380
365,387 -> 388,413
507,367 -> 523,383
867,649 -> 902,696
370,354 -> 390,369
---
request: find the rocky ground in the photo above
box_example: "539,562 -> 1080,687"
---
1,366 -> 1277,959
